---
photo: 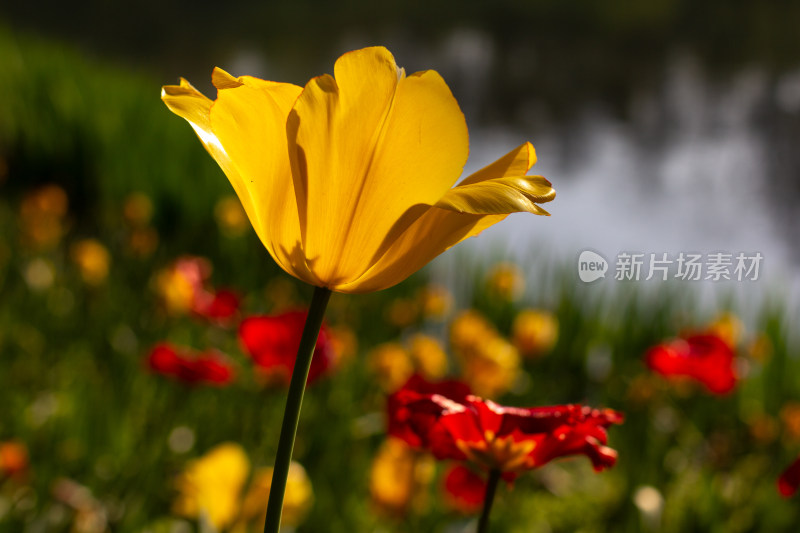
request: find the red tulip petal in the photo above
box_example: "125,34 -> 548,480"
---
778,455 -> 800,497
443,465 -> 486,514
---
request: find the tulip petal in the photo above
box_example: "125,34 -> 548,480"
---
337,143 -> 552,293
435,176 -> 554,215
161,79 -> 257,222
288,46 -> 469,286
207,69 -> 320,284
436,142 -> 553,215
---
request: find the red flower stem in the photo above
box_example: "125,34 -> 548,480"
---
263,286 -> 332,533
477,468 -> 501,533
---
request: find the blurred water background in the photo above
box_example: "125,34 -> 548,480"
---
3,1 -> 798,305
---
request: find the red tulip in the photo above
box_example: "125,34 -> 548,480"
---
239,311 -> 334,385
192,288 -> 241,322
443,464 -> 486,514
388,375 -> 623,475
147,344 -> 234,385
646,334 -> 737,394
778,455 -> 800,497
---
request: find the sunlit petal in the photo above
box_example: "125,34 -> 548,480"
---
337,143 -> 552,293
207,69 -> 319,284
288,46 -> 469,286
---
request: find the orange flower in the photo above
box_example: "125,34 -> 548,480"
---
19,184 -> 69,249
70,239 -> 111,286
0,441 -> 29,479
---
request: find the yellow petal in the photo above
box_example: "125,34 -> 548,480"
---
207,69 -> 320,284
337,143 -> 552,293
459,141 -> 537,186
337,208 -> 504,293
288,46 -> 469,286
435,176 -> 554,215
436,141 -> 553,215
162,71 -> 320,285
162,78 -> 274,256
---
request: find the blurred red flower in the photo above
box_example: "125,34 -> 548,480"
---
147,344 -> 234,385
443,464 -> 486,514
193,288 -> 241,322
388,375 -> 623,475
239,311 -> 334,385
157,256 -> 241,323
778,455 -> 800,497
645,333 -> 737,394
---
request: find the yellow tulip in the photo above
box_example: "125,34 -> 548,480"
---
369,437 -> 434,516
408,334 -> 449,380
173,443 -> 250,530
162,47 -> 554,294
239,463 -> 314,528
367,342 -> 414,392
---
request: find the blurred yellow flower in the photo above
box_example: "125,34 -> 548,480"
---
450,310 -> 520,398
486,262 -> 525,301
127,227 -> 159,257
162,46 -> 554,294
238,462 -> 313,529
19,184 -> 69,249
385,297 -> 420,328
327,324 -> 358,367
368,342 -> 414,392
215,195 -> 249,237
458,336 -> 520,398
418,284 -> 453,320
707,312 -> 743,349
173,443 -> 250,530
512,309 -> 559,357
155,256 -> 215,316
408,334 -> 449,380
122,192 -> 154,227
71,239 -> 111,286
368,335 -> 450,391
156,268 -> 196,315
747,333 -> 773,362
369,437 -> 434,516
450,310 -> 496,351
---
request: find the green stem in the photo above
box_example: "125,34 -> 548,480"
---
477,469 -> 501,533
263,286 -> 332,533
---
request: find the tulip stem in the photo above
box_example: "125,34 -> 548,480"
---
477,468 -> 501,533
263,286 -> 332,533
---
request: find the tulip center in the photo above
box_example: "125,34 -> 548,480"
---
457,431 -> 536,472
